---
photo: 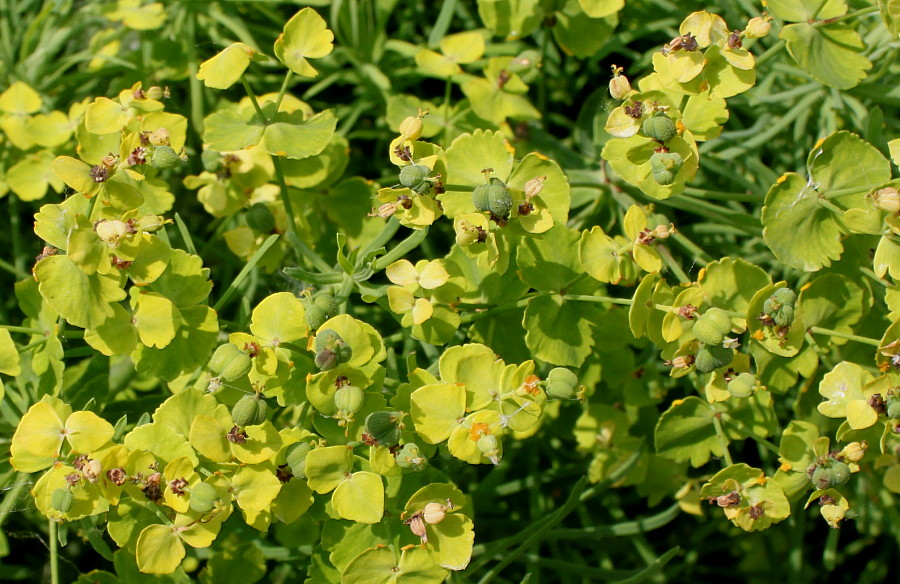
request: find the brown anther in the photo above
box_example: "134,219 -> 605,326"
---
637,228 -> 656,246
677,304 -> 698,319
89,165 -> 109,183
757,313 -> 776,326
748,504 -> 765,519
73,454 -> 89,471
714,491 -> 740,508
869,393 -> 886,415
728,30 -> 743,49
107,468 -> 127,486
624,101 -> 643,118
276,464 -> 293,483
393,144 -> 412,162
127,147 -> 147,166
518,202 -> 534,216
497,69 -> 511,90
227,425 -> 248,444
170,477 -> 189,495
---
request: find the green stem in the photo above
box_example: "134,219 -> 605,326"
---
185,9 -> 205,136
49,519 -> 59,584
273,70 -> 294,114
671,232 -> 712,265
240,77 -> 266,123
720,413 -> 781,456
814,5 -> 879,26
657,244 -> 689,284
711,414 -> 733,467
682,187 -> 760,203
808,326 -> 881,347
270,157 -> 333,273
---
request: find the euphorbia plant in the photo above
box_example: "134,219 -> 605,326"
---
2,1 -> 900,582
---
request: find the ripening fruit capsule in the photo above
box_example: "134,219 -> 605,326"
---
642,113 -> 677,142
476,434 -> 501,464
313,294 -> 338,317
811,461 -> 852,490
763,288 -> 796,326
189,482 -> 218,513
334,385 -> 364,414
399,115 -> 424,141
872,187 -> 900,214
472,177 -> 513,219
649,151 -> 684,186
543,367 -> 579,400
305,304 -> 328,331
51,488 -> 74,513
399,164 -> 432,193
150,145 -> 184,169
245,203 -> 275,233
95,220 -> 131,246
395,442 -> 427,470
609,72 -> 631,100
231,394 -> 268,427
694,344 -> 733,373
209,343 -> 252,381
365,411 -> 402,447
314,329 -> 352,370
692,308 -> 732,346
886,398 -> 900,419
422,502 -> 448,525
727,373 -> 757,399
454,219 -> 481,247
744,16 -> 772,39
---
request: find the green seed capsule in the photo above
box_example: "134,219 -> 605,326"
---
305,304 -> 327,331
245,203 -> 275,233
886,399 -> 900,419
399,116 -> 424,141
395,443 -> 427,470
220,351 -> 252,382
642,113 -> 677,142
314,329 -> 351,370
727,373 -> 756,399
693,308 -> 732,346
763,288 -> 796,326
51,488 -> 74,513
399,164 -> 432,193
811,466 -> 834,490
365,411 -> 402,447
209,344 -> 251,381
231,394 -> 267,427
150,145 -> 184,170
334,385 -> 364,414
831,461 -> 851,485
694,344 -> 733,373
189,482 -> 218,513
209,343 -> 242,374
649,151 -> 684,186
454,219 -> 481,247
811,460 -> 852,490
313,294 -> 338,317
543,367 -> 579,400
472,178 -> 513,219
